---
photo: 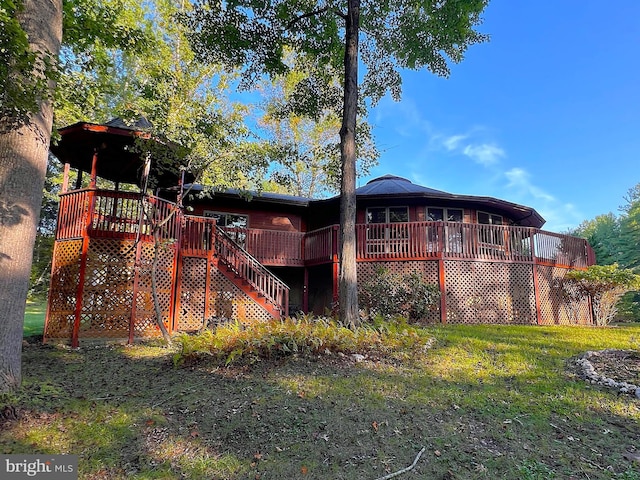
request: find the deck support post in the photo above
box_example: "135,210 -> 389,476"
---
71,154 -> 99,347
128,240 -> 143,344
331,225 -> 340,308
437,223 -> 447,323
302,267 -> 309,313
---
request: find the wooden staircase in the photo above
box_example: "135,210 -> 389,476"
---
213,226 -> 289,319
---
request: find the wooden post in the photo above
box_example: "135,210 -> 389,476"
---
302,267 -> 309,313
61,163 -> 70,193
71,187 -> 97,347
204,223 -> 213,326
331,225 -> 339,306
89,149 -> 98,189
531,230 -> 542,325
128,240 -> 143,344
437,223 -> 447,323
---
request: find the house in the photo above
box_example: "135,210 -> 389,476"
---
44,120 -> 596,345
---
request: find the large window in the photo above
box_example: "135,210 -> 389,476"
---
426,207 -> 463,223
426,207 -> 463,252
365,206 -> 409,254
203,211 -> 248,246
477,211 -> 504,249
366,206 -> 409,224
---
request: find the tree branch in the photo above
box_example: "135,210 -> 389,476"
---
373,447 -> 426,480
286,6 -> 331,30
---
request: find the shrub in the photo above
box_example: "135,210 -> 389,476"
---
564,264 -> 640,325
359,267 -> 440,322
173,316 -> 433,366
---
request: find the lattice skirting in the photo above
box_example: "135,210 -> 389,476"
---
46,239 -> 83,338
445,261 -> 537,324
356,260 -> 441,323
175,257 -> 273,332
536,265 -> 592,325
45,238 -> 177,340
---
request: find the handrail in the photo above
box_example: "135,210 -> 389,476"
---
214,225 -> 290,315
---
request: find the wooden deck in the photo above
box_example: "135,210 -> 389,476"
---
57,189 -> 594,269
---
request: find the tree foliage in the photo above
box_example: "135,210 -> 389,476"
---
564,264 -> 640,326
573,182 -> 640,321
257,65 -> 378,197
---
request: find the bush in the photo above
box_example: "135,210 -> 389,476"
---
173,316 -> 433,366
359,267 -> 440,322
564,264 -> 640,325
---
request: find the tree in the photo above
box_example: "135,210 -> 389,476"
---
619,183 -> 640,270
185,0 -> 489,326
572,183 -> 640,321
257,65 -> 378,197
564,264 -> 640,326
571,213 -> 622,266
0,0 -> 63,392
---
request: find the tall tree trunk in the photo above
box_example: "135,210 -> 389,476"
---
338,0 -> 360,328
0,0 -> 63,392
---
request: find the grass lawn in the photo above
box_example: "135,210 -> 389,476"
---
24,299 -> 46,337
1,324 -> 639,479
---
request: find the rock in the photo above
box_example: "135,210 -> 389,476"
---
351,354 -> 365,363
636,388 -> 640,400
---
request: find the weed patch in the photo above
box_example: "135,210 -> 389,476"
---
173,317 -> 433,366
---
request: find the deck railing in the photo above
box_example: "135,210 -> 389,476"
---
56,191 -> 592,269
57,189 -> 181,241
304,225 -> 337,265
181,215 -> 216,256
223,227 -> 305,266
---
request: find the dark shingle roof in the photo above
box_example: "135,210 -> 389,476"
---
355,174 -> 451,196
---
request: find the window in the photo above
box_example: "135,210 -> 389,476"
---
203,211 -> 248,246
426,208 -> 463,223
477,211 -> 502,226
366,207 -> 408,224
477,211 -> 504,249
365,207 -> 409,254
426,208 -> 463,252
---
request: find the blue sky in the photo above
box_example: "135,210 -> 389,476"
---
365,0 -> 639,232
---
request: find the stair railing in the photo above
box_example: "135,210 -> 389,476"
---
214,225 -> 290,316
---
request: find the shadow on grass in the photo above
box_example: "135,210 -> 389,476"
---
2,325 -> 639,479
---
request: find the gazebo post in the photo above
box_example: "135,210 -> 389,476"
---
89,149 -> 98,189
61,163 -> 70,193
71,149 -> 99,347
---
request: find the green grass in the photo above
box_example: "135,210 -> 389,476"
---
24,299 -> 46,337
2,324 -> 639,479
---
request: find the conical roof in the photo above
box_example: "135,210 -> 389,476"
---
355,174 -> 452,196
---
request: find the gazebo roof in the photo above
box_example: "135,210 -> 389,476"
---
50,118 -> 191,188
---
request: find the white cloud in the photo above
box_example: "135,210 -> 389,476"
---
442,134 -> 468,151
462,144 -> 505,166
502,167 -> 584,232
504,168 -> 555,202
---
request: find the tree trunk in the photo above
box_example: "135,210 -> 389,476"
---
338,0 -> 360,328
151,234 -> 172,344
0,0 -> 63,392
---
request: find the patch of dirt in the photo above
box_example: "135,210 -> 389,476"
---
585,350 -> 640,386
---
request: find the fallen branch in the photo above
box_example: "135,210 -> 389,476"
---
374,446 -> 426,480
